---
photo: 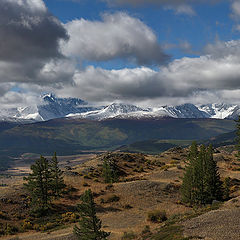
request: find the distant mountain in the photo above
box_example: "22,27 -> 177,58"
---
198,103 -> 240,119
0,118 -> 235,157
0,94 -> 239,122
68,102 -> 238,120
38,94 -> 98,120
68,103 -> 148,120
0,94 -> 99,122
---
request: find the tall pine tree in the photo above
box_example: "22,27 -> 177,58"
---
73,189 -> 110,240
102,159 -> 118,184
204,145 -> 223,203
236,116 -> 240,160
24,156 -> 52,212
181,142 -> 223,205
181,141 -> 198,204
49,152 -> 65,198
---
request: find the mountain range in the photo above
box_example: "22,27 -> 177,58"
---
1,94 -> 240,122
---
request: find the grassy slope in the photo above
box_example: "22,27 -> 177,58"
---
0,118 -> 236,157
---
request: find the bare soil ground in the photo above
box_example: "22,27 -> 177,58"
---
183,207 -> 240,240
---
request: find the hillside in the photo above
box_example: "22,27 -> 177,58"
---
0,118 -> 236,158
1,146 -> 240,239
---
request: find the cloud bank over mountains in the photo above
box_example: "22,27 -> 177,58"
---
1,0 -> 240,109
61,12 -> 169,65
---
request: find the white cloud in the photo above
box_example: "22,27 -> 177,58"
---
56,39 -> 240,106
104,0 -> 218,6
0,91 -> 41,109
104,0 -> 221,16
165,4 -> 196,16
204,39 -> 240,59
61,12 -> 169,65
231,0 -> 240,18
0,0 -> 69,88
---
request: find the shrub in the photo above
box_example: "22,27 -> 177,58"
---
61,212 -> 78,223
121,231 -> 137,239
170,160 -> 179,164
33,224 -> 40,231
5,224 -> 19,235
39,222 -> 58,231
160,165 -> 172,171
123,204 -> 133,209
141,225 -> 151,235
22,220 -> 33,230
83,174 -> 91,179
93,178 -> 99,182
147,210 -> 167,223
62,186 -> 78,194
105,184 -> 113,190
83,182 -> 90,187
0,211 -> 7,220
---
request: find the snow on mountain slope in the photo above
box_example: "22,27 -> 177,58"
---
68,103 -> 147,120
198,103 -> 239,119
0,94 -> 97,122
163,104 -> 211,118
37,94 -> 97,120
68,103 -> 213,120
0,93 -> 239,122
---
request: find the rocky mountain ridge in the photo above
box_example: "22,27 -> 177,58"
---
1,94 -> 240,122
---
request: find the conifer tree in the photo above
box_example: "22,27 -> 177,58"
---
102,159 -> 118,183
204,145 -> 223,203
24,156 -> 52,212
181,142 -> 223,205
49,152 -> 65,198
73,189 -> 110,240
181,141 -> 198,204
223,177 -> 231,200
236,116 -> 240,160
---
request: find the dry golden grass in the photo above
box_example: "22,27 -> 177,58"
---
1,146 -> 240,239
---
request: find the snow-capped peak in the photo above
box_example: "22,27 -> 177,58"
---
0,94 -> 240,122
198,103 -> 239,119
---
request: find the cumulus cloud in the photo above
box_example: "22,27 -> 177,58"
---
204,40 -> 240,58
104,0 -> 221,16
61,12 -> 169,65
0,91 -> 42,109
56,39 -> 240,106
0,0 -> 67,62
164,4 -> 196,16
104,0 -> 218,6
2,0 -> 240,108
231,0 -> 240,19
0,0 -> 70,89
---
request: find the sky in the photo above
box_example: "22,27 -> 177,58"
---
2,0 -> 240,108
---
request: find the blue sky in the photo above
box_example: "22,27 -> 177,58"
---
45,0 -> 237,60
2,0 -> 240,108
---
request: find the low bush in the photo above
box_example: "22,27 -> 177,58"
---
21,219 -> 33,230
83,182 -> 90,187
147,210 -> 167,223
5,224 -> 19,235
123,204 -> 133,209
0,211 -> 7,220
141,225 -> 151,236
61,212 -> 78,223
